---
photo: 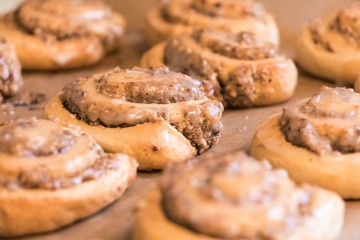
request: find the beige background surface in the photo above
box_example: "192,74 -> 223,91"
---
0,0 -> 358,239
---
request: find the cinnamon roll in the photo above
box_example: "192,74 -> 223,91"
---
0,117 -> 137,236
297,3 -> 360,84
250,86 -> 360,199
141,29 -> 297,108
44,67 -> 223,170
0,0 -> 126,70
146,0 -> 279,45
0,39 -> 23,103
134,152 -> 344,240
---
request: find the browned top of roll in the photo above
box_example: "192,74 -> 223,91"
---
160,152 -> 318,239
0,39 -> 23,102
281,86 -> 360,155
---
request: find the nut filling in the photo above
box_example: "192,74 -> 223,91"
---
160,152 -> 316,239
163,29 -> 295,108
62,67 -> 224,153
281,87 -> 360,155
0,118 -> 134,190
161,0 -> 267,27
0,39 -> 23,103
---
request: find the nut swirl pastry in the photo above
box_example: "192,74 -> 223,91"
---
134,152 -> 344,240
250,86 -> 360,198
0,39 -> 23,103
0,0 -> 126,70
146,0 -> 279,44
44,67 -> 223,170
141,29 -> 297,108
0,117 -> 137,236
297,3 -> 360,84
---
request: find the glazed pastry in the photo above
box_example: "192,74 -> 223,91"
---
0,39 -> 23,103
0,117 -> 137,236
134,151 -> 344,240
297,3 -> 360,84
250,86 -> 360,199
44,67 -> 223,170
146,0 -> 279,44
0,0 -> 126,70
141,29 -> 297,108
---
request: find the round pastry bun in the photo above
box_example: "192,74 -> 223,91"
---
251,114 -> 360,199
44,93 -> 197,170
297,7 -> 360,85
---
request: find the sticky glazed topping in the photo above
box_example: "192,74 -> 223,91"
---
161,152 -> 314,239
95,67 -> 212,104
162,0 -> 267,24
0,39 -> 23,102
0,118 -> 132,190
0,118 -> 77,157
63,67 -> 223,153
281,86 -> 360,154
12,0 -> 124,50
164,29 -> 286,107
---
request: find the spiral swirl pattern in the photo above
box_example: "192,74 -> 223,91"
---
0,117 -> 137,236
0,0 -> 126,70
297,3 -> 360,84
146,0 -> 279,44
141,29 -> 297,108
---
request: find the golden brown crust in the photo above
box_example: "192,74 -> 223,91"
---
0,118 -> 137,236
44,67 -> 223,170
134,152 -> 344,240
145,0 -> 279,45
141,29 -> 297,108
250,87 -> 360,199
297,3 -> 360,84
0,0 -> 126,70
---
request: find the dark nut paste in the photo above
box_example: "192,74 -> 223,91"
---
62,67 -> 223,154
160,152 -> 316,239
5,0 -> 124,51
161,0 -> 267,28
0,118 -> 134,190
0,39 -> 23,103
281,86 -> 360,155
163,29 -> 294,108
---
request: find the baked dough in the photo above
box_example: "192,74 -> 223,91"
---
297,3 -> 360,84
141,29 -> 297,108
251,86 -> 360,199
145,0 -> 279,45
0,0 -> 126,70
0,39 -> 23,102
134,152 -> 344,240
44,67 -> 223,170
0,117 -> 137,236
